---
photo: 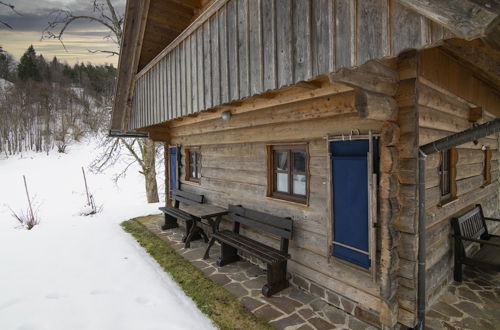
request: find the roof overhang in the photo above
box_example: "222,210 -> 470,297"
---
111,0 -> 500,132
111,0 -> 210,131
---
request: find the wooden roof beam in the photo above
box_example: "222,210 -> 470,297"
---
398,0 -> 500,40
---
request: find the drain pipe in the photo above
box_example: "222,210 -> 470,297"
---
415,117 -> 500,330
416,149 -> 427,330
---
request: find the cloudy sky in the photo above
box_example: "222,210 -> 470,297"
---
0,0 -> 124,66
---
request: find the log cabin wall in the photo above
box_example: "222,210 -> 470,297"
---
154,82 -> 400,327
417,48 -> 500,305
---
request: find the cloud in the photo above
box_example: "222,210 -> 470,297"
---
0,0 -> 123,65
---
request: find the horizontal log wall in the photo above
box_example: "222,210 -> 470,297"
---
417,52 -> 500,306
129,0 -> 456,130
164,91 -> 387,314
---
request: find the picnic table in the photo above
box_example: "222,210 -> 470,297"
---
180,203 -> 228,248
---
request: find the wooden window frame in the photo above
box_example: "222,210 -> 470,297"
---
267,144 -> 309,204
439,148 -> 457,204
483,147 -> 492,186
185,147 -> 201,183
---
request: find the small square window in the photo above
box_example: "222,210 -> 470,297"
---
484,147 -> 492,185
268,144 -> 308,203
185,147 -> 201,182
440,148 -> 456,202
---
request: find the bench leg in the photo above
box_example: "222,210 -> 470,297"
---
217,242 -> 239,266
203,237 -> 216,260
262,261 -> 289,297
454,239 -> 463,282
161,214 -> 178,230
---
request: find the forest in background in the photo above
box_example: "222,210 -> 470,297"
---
0,45 -> 117,156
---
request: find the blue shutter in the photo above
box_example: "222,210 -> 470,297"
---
169,147 -> 178,192
330,139 -> 378,269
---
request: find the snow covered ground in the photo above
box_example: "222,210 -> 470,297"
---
0,138 -> 215,330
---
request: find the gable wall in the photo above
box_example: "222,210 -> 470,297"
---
417,48 -> 500,304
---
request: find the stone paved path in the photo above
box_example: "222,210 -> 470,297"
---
142,216 -> 377,330
426,266 -> 500,330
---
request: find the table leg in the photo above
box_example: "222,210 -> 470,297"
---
184,220 -> 198,249
203,237 -> 216,259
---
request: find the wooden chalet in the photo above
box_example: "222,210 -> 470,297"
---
111,0 -> 500,328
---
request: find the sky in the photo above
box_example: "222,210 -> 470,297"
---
0,0 -> 124,66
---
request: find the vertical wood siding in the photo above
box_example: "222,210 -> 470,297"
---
130,0 -> 455,130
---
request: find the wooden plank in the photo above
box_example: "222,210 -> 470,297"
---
419,106 -> 470,132
219,5 -> 230,104
229,205 -> 293,231
358,0 -> 387,64
169,115 -> 383,146
398,0 -> 498,39
210,15 -> 221,107
168,53 -> 174,120
276,0 -> 293,86
203,21 -> 212,109
168,92 -> 356,137
311,0 -> 331,77
417,81 -> 470,119
262,0 -> 277,92
293,0 -> 312,82
186,36 -> 193,116
238,0 -> 250,98
249,0 -> 263,95
190,34 -> 199,113
197,27 -> 205,111
172,48 -> 177,119
227,0 -> 239,102
229,213 -> 292,239
335,0 -> 354,69
390,0 -> 422,56
420,48 -> 500,118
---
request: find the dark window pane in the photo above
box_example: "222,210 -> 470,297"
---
293,151 -> 306,172
276,151 -> 288,171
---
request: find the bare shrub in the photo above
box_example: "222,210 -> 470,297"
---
10,175 -> 41,229
11,207 -> 40,230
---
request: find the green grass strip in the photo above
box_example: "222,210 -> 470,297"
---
121,217 -> 273,330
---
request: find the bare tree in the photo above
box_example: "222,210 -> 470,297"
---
0,1 -> 18,29
43,0 -> 160,203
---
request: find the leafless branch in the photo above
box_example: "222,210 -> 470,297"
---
0,1 -> 20,29
88,49 -> 120,57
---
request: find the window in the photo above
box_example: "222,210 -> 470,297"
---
483,147 -> 492,185
440,148 -> 456,202
269,144 -> 308,203
185,147 -> 201,182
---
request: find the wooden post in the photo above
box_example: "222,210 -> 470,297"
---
23,175 -> 34,221
82,167 -> 90,205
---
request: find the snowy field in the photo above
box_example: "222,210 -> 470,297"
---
0,138 -> 215,330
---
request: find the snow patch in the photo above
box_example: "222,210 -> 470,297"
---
0,137 -> 215,330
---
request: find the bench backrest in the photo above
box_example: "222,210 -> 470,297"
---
172,189 -> 204,206
228,205 -> 293,240
451,205 -> 488,248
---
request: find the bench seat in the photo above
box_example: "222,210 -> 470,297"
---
159,189 -> 205,247
452,204 -> 500,281
212,230 -> 288,265
159,206 -> 193,222
469,236 -> 500,266
205,205 -> 293,297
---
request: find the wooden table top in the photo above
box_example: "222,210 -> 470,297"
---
181,203 -> 228,219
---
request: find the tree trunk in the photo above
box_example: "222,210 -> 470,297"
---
142,138 -> 159,203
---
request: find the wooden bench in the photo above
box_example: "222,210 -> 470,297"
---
451,204 -> 500,282
204,205 -> 293,297
159,189 -> 207,246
